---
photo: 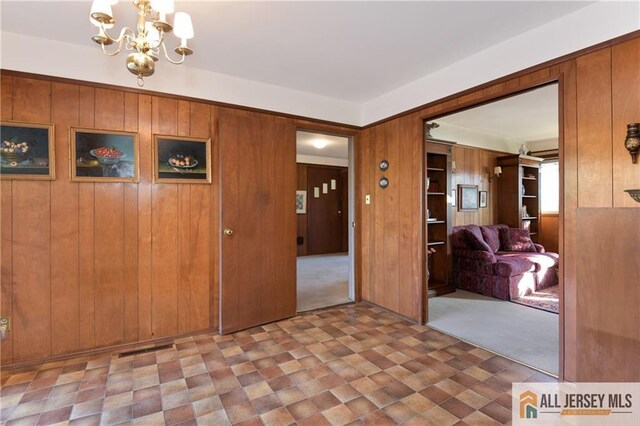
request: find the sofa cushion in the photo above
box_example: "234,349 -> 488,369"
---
499,251 -> 559,270
463,227 -> 492,252
499,228 -> 536,252
493,255 -> 535,277
451,226 -> 469,249
480,224 -> 508,253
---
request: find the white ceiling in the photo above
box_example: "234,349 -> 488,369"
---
297,131 -> 349,160
431,83 -> 559,152
0,1 -> 594,103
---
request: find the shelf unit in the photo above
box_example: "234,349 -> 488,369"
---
425,138 -> 455,300
496,154 -> 543,242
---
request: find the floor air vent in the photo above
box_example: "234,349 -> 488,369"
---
117,343 -> 175,358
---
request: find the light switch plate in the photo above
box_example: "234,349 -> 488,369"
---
365,194 -> 371,204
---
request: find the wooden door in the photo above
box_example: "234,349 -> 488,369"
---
219,113 -> 296,334
307,166 -> 345,255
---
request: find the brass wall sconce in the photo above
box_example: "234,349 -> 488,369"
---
489,166 -> 502,182
624,123 -> 639,164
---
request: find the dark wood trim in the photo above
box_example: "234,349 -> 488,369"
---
0,69 -> 361,132
363,29 -> 640,129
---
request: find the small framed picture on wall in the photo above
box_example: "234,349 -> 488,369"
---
458,184 -> 479,211
296,190 -> 307,214
479,191 -> 488,208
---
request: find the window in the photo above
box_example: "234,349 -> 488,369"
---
540,160 -> 559,213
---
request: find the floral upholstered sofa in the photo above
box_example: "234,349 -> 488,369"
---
451,224 -> 558,300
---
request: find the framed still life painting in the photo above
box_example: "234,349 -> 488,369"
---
70,128 -> 139,182
153,135 -> 212,183
0,121 -> 55,180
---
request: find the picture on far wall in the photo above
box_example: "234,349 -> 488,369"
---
479,190 -> 488,208
153,134 -> 211,183
296,190 -> 307,214
70,128 -> 139,182
458,184 -> 479,211
1,121 -> 55,180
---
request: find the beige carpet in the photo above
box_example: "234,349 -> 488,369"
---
428,290 -> 559,375
297,253 -> 350,312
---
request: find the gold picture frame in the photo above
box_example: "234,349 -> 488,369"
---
153,134 -> 212,184
0,121 -> 55,180
70,127 -> 139,183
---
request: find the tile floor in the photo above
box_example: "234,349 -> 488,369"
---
0,304 -> 554,425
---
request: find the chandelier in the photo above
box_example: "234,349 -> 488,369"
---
89,0 -> 194,86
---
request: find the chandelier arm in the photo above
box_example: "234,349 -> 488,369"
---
160,42 -> 187,65
100,36 -> 128,57
101,25 -> 136,45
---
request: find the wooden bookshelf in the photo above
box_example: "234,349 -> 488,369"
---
497,154 -> 543,242
425,138 -> 455,300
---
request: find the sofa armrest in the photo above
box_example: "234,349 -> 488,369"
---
453,248 -> 497,263
534,243 -> 546,253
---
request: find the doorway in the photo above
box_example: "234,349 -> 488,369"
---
425,83 -> 562,376
296,131 -> 354,312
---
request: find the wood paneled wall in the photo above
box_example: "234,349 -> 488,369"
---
0,76 -> 215,365
539,213 -> 559,253
0,73 -> 357,366
451,145 -> 503,227
357,34 -> 640,381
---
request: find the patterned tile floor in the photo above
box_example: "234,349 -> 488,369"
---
0,304 -> 554,425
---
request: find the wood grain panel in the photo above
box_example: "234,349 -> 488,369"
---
12,182 -> 51,360
177,184 -> 191,334
137,94 -> 153,340
539,214 -> 559,253
1,74 -> 13,120
398,113 -> 417,321
219,114 -> 240,333
151,184 -> 179,338
612,38 -> 640,207
189,102 -> 213,331
236,116 -> 262,330
123,182 -> 139,342
50,82 -> 79,356
576,49 -> 613,207
77,183 -> 95,351
150,97 -> 179,338
94,88 -> 124,130
559,60 -> 578,380
1,180 -> 13,363
94,184 -> 125,347
383,120 -> 400,314
12,78 -> 50,123
261,118 -> 279,322
576,208 -> 640,381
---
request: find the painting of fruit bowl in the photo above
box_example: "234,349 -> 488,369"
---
0,121 -> 55,180
168,154 -> 198,169
153,134 -> 211,183
71,128 -> 139,182
90,146 -> 127,165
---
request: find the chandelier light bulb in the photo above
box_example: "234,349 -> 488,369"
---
173,12 -> 194,40
90,0 -> 114,25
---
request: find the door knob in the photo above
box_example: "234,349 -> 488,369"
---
223,228 -> 234,236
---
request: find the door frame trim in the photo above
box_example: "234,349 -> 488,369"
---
295,128 -> 359,308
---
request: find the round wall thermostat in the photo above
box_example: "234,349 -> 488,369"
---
379,159 -> 389,171
379,176 -> 389,189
